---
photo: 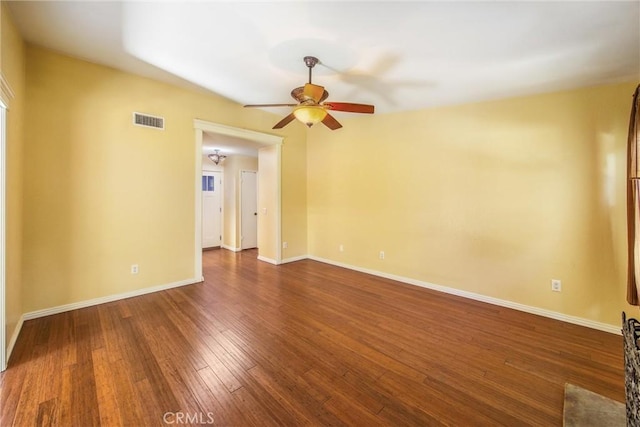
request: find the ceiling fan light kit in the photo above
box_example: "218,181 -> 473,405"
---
244,56 -> 374,130
293,105 -> 327,127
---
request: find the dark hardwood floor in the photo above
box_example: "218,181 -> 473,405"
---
0,248 -> 625,426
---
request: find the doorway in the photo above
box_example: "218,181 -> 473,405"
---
240,170 -> 257,250
193,120 -> 283,280
202,171 -> 222,248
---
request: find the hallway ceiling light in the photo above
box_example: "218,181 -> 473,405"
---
208,149 -> 227,165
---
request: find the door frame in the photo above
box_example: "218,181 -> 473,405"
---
201,170 -> 223,249
1,73 -> 13,371
193,120 -> 282,279
0,101 -> 6,371
239,169 -> 258,250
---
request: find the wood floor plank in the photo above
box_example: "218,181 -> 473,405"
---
246,365 -> 316,425
305,367 -> 388,426
56,366 -> 74,426
133,378 -> 167,427
0,248 -> 626,426
69,322 -> 101,426
11,344 -> 48,426
35,398 -> 57,427
0,322 -> 34,426
195,365 -> 254,426
202,332 -> 256,384
92,347 -> 123,427
109,358 -> 148,426
154,356 -> 209,417
374,368 -> 499,425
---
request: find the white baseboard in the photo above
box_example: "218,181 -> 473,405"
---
221,245 -> 241,252
257,255 -> 279,265
281,254 -> 308,264
22,277 -> 203,321
307,255 -> 621,335
256,254 -> 307,265
5,315 -> 24,367
7,255 -> 620,369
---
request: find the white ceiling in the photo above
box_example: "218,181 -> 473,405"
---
8,1 -> 640,118
202,131 -> 264,158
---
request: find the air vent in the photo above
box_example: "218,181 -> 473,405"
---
133,112 -> 164,130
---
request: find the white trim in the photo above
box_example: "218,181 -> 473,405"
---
0,75 -> 12,370
193,120 -> 282,145
8,277 -> 202,363
22,277 -> 202,321
0,103 -> 6,371
194,119 -> 283,273
0,73 -> 14,108
221,244 -> 242,252
281,255 -> 308,264
6,315 -> 23,365
194,127 -> 204,280
257,255 -> 280,265
275,144 -> 282,263
4,253 -> 621,367
307,255 -> 621,335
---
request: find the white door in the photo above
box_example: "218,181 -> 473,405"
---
202,171 -> 222,248
241,171 -> 258,250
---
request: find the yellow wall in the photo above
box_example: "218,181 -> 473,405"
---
11,23 -> 636,335
22,45 -> 307,312
282,134 -> 307,260
2,4 -> 25,356
257,145 -> 279,261
307,81 -> 638,327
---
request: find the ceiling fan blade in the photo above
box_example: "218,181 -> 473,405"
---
324,102 -> 375,114
322,113 -> 343,130
272,113 -> 296,129
244,103 -> 298,108
304,83 -> 325,103
318,90 -> 330,103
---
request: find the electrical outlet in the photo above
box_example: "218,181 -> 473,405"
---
283,241 -> 288,249
131,264 -> 139,275
551,279 -> 561,292
339,244 -> 344,252
379,251 -> 385,260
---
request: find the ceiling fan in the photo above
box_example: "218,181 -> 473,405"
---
244,56 -> 375,130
